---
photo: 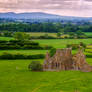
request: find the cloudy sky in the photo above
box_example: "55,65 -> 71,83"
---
0,0 -> 92,17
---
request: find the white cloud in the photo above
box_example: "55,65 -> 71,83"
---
0,0 -> 92,17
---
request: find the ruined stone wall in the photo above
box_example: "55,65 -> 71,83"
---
72,50 -> 92,72
43,48 -> 92,72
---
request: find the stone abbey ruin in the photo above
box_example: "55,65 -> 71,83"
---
43,48 -> 92,72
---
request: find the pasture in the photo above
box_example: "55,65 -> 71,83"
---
28,32 -> 57,37
0,38 -> 92,92
0,58 -> 92,92
0,37 -> 14,41
35,39 -> 92,48
85,32 -> 92,36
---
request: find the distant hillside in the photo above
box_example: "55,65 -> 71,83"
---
0,12 -> 62,19
0,12 -> 92,23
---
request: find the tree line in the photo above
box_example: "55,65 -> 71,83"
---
0,23 -> 92,33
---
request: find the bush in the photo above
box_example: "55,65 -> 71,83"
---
28,61 -> 43,71
27,54 -> 45,59
86,54 -> 92,58
67,44 -> 79,50
0,52 -> 15,59
0,53 -> 45,59
80,42 -> 86,48
49,48 -> 56,57
67,42 -> 87,50
43,45 -> 53,50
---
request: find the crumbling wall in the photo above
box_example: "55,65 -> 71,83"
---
43,48 -> 92,72
72,50 -> 92,72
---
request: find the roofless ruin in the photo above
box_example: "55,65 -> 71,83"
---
43,48 -> 92,72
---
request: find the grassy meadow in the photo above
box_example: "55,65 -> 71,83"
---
0,58 -> 92,92
85,32 -> 92,36
0,37 -> 92,92
0,37 -> 14,41
35,39 -> 92,48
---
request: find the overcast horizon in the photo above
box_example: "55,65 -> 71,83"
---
0,0 -> 92,17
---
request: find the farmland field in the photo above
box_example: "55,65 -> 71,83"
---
0,37 -> 14,41
28,32 -> 57,37
0,38 -> 92,92
0,50 -> 47,55
85,32 -> 92,36
0,39 -> 92,55
29,32 -> 92,38
35,39 -> 92,48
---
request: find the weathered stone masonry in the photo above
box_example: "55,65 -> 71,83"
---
43,48 -> 92,72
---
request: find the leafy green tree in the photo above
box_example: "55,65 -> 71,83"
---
76,30 -> 85,35
3,31 -> 13,37
49,48 -> 56,57
28,61 -> 43,71
44,33 -> 49,38
14,32 -> 30,41
57,32 -> 61,38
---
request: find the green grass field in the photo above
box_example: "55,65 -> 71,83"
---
0,58 -> 92,92
0,37 -> 14,41
0,38 -> 92,92
85,32 -> 92,36
0,50 -> 47,55
35,39 -> 92,48
0,39 -> 92,55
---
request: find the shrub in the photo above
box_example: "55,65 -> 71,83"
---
43,45 -> 53,50
23,45 -> 42,49
67,44 -> 79,50
0,39 -> 52,50
28,61 -> 43,71
0,52 -> 15,59
49,48 -> 56,57
0,53 -> 45,59
27,54 -> 45,59
86,54 -> 92,58
80,42 -> 86,48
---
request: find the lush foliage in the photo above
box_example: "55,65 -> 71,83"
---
0,40 -> 48,50
49,48 -> 56,57
0,52 -> 45,59
14,32 -> 30,41
66,42 -> 86,50
0,23 -> 92,33
28,61 -> 43,71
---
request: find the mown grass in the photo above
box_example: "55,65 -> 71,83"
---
0,37 -> 14,41
0,58 -> 92,92
35,39 -> 92,48
0,50 -> 47,55
85,32 -> 92,36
